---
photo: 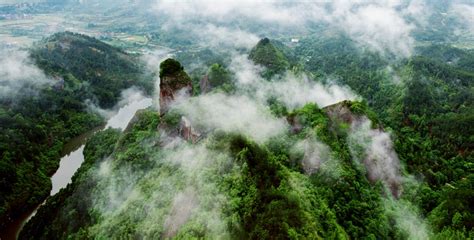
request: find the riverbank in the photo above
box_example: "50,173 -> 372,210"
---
0,97 -> 152,240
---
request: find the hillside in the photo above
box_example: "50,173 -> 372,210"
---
20,98 -> 396,239
2,1 -> 474,238
295,35 -> 474,235
18,33 -> 474,238
17,55 -> 433,239
31,31 -> 153,108
0,32 -> 153,234
248,38 -> 290,78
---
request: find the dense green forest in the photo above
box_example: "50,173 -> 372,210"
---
1,1 -> 473,238
0,32 -> 153,233
249,38 -> 290,78
294,35 -> 474,237
20,36 -> 473,238
31,32 -> 153,108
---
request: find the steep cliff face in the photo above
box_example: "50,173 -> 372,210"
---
323,100 -> 358,125
179,116 -> 200,143
158,59 -> 200,142
159,58 -> 192,113
199,74 -> 210,94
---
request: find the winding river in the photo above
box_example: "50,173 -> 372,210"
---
1,96 -> 152,240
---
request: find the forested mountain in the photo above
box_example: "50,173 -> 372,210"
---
1,1 -> 473,239
31,32 -> 153,108
249,38 -> 290,78
0,32 -> 153,234
19,34 -> 474,238
20,59 -> 392,239
294,35 -> 474,236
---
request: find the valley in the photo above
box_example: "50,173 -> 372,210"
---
0,1 -> 473,239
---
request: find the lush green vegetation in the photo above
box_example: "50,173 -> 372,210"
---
159,58 -> 185,78
203,63 -> 234,93
32,32 -> 153,108
159,58 -> 192,89
20,97 -> 434,239
2,0 -> 472,238
0,18 -> 470,238
249,38 -> 290,78
20,111 -> 161,240
0,32 -> 153,233
17,35 -> 474,238
295,35 -> 474,238
0,82 -> 102,230
19,128 -> 122,240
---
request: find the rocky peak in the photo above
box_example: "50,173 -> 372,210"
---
323,100 -> 358,125
179,116 -> 201,143
259,37 -> 271,45
159,58 -> 192,113
199,74 -> 210,94
158,59 -> 201,143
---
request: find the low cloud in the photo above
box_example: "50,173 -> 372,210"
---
152,0 -> 429,57
348,117 -> 402,197
291,133 -> 331,175
450,3 -> 474,33
197,24 -> 260,49
0,50 -> 53,98
163,187 -> 199,238
229,54 -> 358,109
265,74 -> 358,109
84,44 -> 360,236
173,93 -> 288,143
89,136 -> 233,238
333,3 -> 415,57
384,198 -> 432,239
152,1 -> 309,26
348,117 -> 432,237
167,50 -> 358,144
